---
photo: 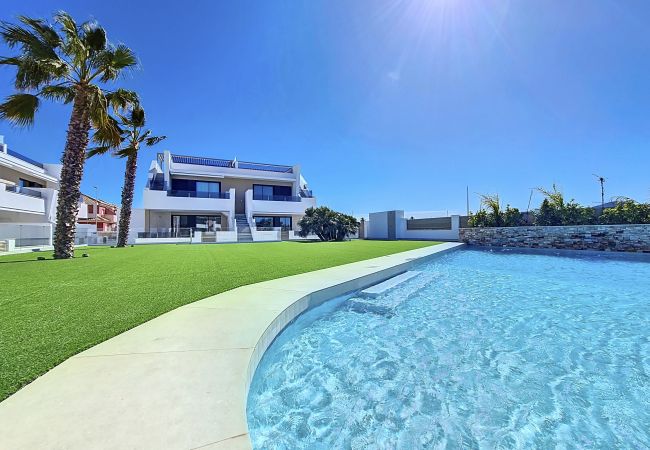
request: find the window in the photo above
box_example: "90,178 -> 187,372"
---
254,216 -> 273,228
196,181 -> 220,195
253,216 -> 292,230
253,184 -> 292,200
88,204 -> 93,214
171,179 -> 220,197
18,178 -> 43,188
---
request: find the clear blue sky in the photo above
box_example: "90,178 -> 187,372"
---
1,0 -> 649,215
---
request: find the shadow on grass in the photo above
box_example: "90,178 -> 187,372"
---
0,258 -> 54,264
0,255 -> 91,264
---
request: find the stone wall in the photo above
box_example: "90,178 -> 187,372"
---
459,224 -> 650,253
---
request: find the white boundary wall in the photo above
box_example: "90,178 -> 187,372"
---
251,229 -> 280,242
367,210 -> 460,241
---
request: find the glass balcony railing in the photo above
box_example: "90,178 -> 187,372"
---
253,194 -> 301,202
168,190 -> 230,199
5,185 -> 43,198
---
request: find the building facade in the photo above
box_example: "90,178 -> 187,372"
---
134,151 -> 316,243
77,194 -> 118,232
0,136 -> 61,251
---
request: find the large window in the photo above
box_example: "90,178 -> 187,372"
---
253,216 -> 292,230
170,179 -> 221,198
171,215 -> 221,233
253,184 -> 293,201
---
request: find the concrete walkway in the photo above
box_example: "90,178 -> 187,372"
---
0,242 -> 464,449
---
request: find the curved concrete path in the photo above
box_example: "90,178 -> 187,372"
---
0,242 -> 463,449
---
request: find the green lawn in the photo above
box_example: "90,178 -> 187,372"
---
0,240 -> 436,401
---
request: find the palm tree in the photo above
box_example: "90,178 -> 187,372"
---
0,12 -> 138,258
480,194 -> 504,227
88,106 -> 165,247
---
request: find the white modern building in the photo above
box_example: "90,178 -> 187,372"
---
0,136 -> 61,252
133,151 -> 316,243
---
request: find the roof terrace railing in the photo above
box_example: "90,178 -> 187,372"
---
7,149 -> 44,169
238,161 -> 293,173
171,154 -> 234,168
170,154 -> 294,174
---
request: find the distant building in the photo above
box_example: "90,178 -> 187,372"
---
77,194 -> 118,232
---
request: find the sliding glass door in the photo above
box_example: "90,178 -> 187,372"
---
171,215 -> 222,234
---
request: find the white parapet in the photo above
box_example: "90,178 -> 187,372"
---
216,231 -> 237,243
251,229 -> 281,242
0,183 -> 46,215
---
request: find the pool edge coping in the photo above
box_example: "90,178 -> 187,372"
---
0,242 -> 465,450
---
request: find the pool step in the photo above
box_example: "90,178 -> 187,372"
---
360,271 -> 422,298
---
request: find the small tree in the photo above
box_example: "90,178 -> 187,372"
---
297,206 -> 359,241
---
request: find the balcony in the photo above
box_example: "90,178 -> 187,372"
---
0,183 -> 46,215
143,187 -> 235,213
245,189 -> 316,217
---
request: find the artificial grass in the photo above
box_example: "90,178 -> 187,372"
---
0,240 -> 437,401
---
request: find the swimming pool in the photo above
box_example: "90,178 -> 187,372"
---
247,249 -> 650,449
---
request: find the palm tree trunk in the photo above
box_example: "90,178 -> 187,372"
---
53,86 -> 92,259
116,152 -> 137,247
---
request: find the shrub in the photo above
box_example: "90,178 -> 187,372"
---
535,185 -> 595,226
468,194 -> 522,227
600,200 -> 650,224
297,207 -> 359,241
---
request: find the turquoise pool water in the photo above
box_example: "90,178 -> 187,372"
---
247,249 -> 650,449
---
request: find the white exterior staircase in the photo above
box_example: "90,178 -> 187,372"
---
235,214 -> 253,243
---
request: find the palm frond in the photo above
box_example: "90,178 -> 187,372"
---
87,87 -> 122,145
145,135 -> 166,146
86,145 -> 113,158
18,16 -> 61,49
81,21 -> 106,51
114,145 -> 138,158
13,56 -> 68,90
53,11 -> 86,69
105,89 -> 138,112
0,93 -> 39,126
0,56 -> 22,66
0,20 -> 58,60
40,84 -> 75,103
96,44 -> 137,82
53,11 -> 78,40
130,106 -> 145,127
